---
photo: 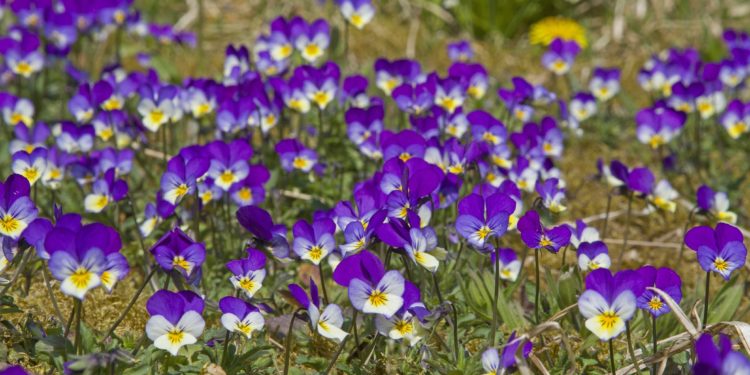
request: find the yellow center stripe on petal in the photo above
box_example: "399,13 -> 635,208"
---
10,112 -> 32,126
728,122 -> 747,139
167,329 -> 185,344
220,170 -> 235,184
70,268 -> 93,290
304,44 -> 322,59
149,110 -> 165,124
175,184 -> 189,199
236,322 -> 253,336
308,246 -> 324,262
648,296 -> 663,311
102,97 -> 123,111
194,103 -> 212,117
476,226 -> 493,240
23,167 -> 39,183
238,277 -> 255,292
99,127 -> 114,141
394,319 -> 413,335
311,91 -> 331,107
539,236 -> 553,247
648,135 -> 665,149
293,157 -> 310,170
714,257 -> 729,272
15,61 -> 33,76
0,214 -> 20,235
597,311 -> 620,330
172,256 -> 192,273
238,187 -> 253,201
368,290 -> 388,307
398,152 -> 412,162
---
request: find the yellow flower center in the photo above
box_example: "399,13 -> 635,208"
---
539,236 -> 553,247
194,103 -> 211,117
597,311 -> 619,330
482,131 -> 499,144
70,268 -> 93,289
293,157 -> 310,170
94,195 -> 109,210
172,256 -> 191,272
308,246 -> 324,261
102,97 -> 123,111
729,122 -> 748,139
175,184 -> 189,198
304,43 -> 321,59
648,296 -> 663,311
167,328 -> 184,344
368,289 -> 388,307
238,277 -> 255,291
398,152 -> 412,162
649,135 -> 665,149
99,127 -> 114,141
236,322 -> 253,336
0,215 -> 20,234
10,112 -> 31,126
394,319 -> 413,335
22,167 -> 39,183
312,91 -> 331,106
220,170 -> 235,184
238,187 -> 253,201
476,226 -> 492,240
350,13 -> 364,28
149,110 -> 165,125
713,257 -> 729,272
15,61 -> 33,76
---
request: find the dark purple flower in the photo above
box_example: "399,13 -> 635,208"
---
685,223 -> 747,280
635,266 -> 682,317
517,210 -> 571,252
145,290 -> 205,356
693,333 -> 750,375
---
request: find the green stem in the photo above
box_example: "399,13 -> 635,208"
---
100,267 -> 157,344
74,300 -> 83,355
625,322 -> 640,373
490,248 -> 500,346
352,309 -> 359,347
652,315 -> 658,375
318,264 -> 329,305
702,271 -> 710,327
0,248 -> 32,296
221,331 -> 232,366
601,192 -> 613,238
609,339 -> 616,375
42,267 -> 65,328
283,309 -> 304,375
323,328 -> 351,374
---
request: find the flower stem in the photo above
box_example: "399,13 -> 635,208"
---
221,331 -> 232,366
702,271 -> 710,327
323,328 -> 351,374
74,300 -> 83,355
625,322 -> 640,373
601,191 -> 613,238
42,268 -> 65,329
351,309 -> 359,347
652,315 -> 658,375
283,308 -> 304,375
0,248 -> 32,296
490,248 -> 501,345
318,264 -> 329,305
617,192 -> 634,267
609,339 -> 616,375
100,267 -> 157,344
676,207 -> 697,269
534,248 -> 541,324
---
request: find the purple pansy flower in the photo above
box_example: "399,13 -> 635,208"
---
84,168 -> 128,213
145,290 -> 205,356
517,210 -> 571,253
289,280 -> 348,342
589,67 -> 621,102
719,99 -> 750,140
339,0 -> 375,30
635,266 -> 682,317
292,218 -> 336,265
696,185 -> 737,224
542,38 -> 581,75
0,174 -> 38,240
219,296 -> 264,339
578,269 -> 638,341
9,122 -> 49,154
333,250 -> 405,317
490,248 -> 522,282
447,40 -> 473,62
206,140 -> 252,192
276,139 -> 318,173
11,148 -> 46,186
693,333 -> 750,375
482,331 -> 533,373
635,105 -> 686,149
577,241 -> 611,272
160,154 -> 209,205
150,228 -> 206,280
685,223 -> 747,280
227,248 -> 267,298
455,192 -> 515,250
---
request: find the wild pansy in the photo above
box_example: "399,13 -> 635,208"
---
219,296 -> 264,339
292,218 -> 336,265
431,74 -> 466,114
206,140 -> 252,192
95,147 -> 134,176
145,290 -> 205,356
455,192 -> 515,250
424,138 -> 468,176
542,38 -> 581,75
693,333 -> 750,375
151,227 -> 206,281
507,157 -> 539,193
568,92 -> 597,123
468,110 -> 507,146
518,210 -> 571,253
338,0 -> 375,30
68,83 -> 97,123
577,241 -> 611,272
589,67 -> 621,102
276,139 -> 318,173
253,16 -> 294,62
481,332 -> 533,374
377,215 -> 440,272
342,75 -> 371,108
498,77 -> 534,122
41,149 -> 72,189
374,58 -> 422,96
718,58 -> 746,89
536,178 -> 567,213
11,148 -> 46,186
227,248 -> 267,298
568,219 -> 600,248
635,104 -> 686,149
9,122 -> 49,154
381,157 -> 443,224
333,250 -> 406,317
449,62 -> 488,100
56,121 -> 95,154
236,205 -> 291,259
223,45 -> 251,84
139,203 -> 160,238
696,185 -> 737,224
291,17 -> 329,63
2,95 -> 34,127
490,248 -> 522,282
289,280 -> 348,342
447,40 -> 473,62
627,167 -> 679,213
0,174 -> 38,240
229,165 -> 269,207
183,84 -> 216,119
46,222 -> 126,299
685,223 -> 746,280
380,129 -> 427,162
719,99 -> 750,139
578,269 -> 637,341
84,168 -> 128,213
392,81 -> 434,115
346,103 -> 384,147
215,97 -> 250,134
695,66 -> 727,119
5,31 -> 43,79
635,265 -> 681,317
137,83 -> 177,133
160,154 -> 209,205
374,280 -> 428,346
339,209 -> 385,256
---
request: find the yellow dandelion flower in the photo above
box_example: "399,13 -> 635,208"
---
530,17 -> 587,48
